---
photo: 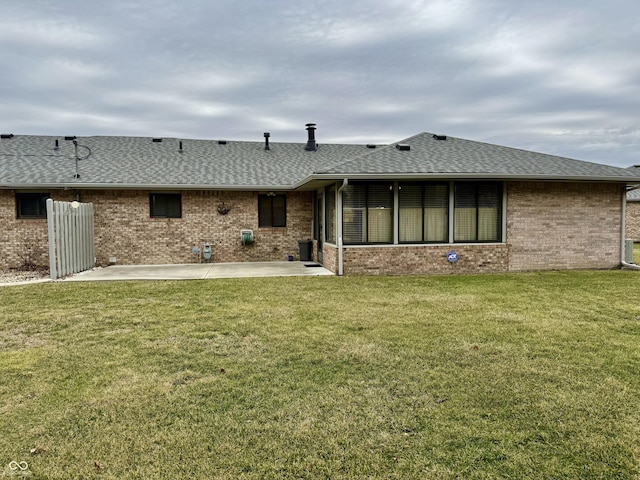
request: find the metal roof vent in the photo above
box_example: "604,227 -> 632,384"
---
305,123 -> 317,151
366,144 -> 377,149
264,132 -> 270,151
1,133 -> 14,139
433,134 -> 447,141
396,144 -> 411,151
178,141 -> 184,154
218,140 -> 227,145
152,137 -> 162,143
64,135 -> 76,141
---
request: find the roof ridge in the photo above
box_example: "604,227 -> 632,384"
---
313,132 -> 425,173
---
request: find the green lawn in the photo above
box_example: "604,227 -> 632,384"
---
1,271 -> 640,479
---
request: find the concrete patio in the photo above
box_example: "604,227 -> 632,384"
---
61,261 -> 334,281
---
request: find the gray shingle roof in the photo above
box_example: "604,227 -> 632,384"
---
1,132 -> 638,190
0,135 -> 367,189
315,133 -> 640,181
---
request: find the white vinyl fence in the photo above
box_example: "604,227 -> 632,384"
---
46,199 -> 96,280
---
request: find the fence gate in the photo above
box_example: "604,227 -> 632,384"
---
46,199 -> 96,280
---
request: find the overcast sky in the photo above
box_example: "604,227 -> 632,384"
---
2,0 -> 639,167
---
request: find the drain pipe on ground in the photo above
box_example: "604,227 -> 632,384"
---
621,187 -> 640,270
337,178 -> 349,276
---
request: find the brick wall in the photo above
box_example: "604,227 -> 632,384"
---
0,189 -> 313,269
319,181 -> 623,275
0,182 -> 626,273
625,201 -> 640,242
507,182 -> 623,271
0,189 -> 75,270
339,244 -> 508,275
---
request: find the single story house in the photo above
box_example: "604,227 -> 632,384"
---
1,125 -> 639,275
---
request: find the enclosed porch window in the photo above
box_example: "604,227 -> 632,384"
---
399,182 -> 449,242
454,183 -> 502,242
343,182 -> 393,244
341,181 -> 503,245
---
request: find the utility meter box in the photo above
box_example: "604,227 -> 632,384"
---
202,243 -> 212,261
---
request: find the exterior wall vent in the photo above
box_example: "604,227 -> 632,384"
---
433,134 -> 447,140
396,144 -> 410,151
0,133 -> 14,139
152,138 -> 163,142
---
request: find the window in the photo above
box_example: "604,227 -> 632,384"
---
342,181 -> 503,245
258,194 -> 286,227
454,183 -> 502,242
343,182 -> 393,244
325,185 -> 336,243
399,183 -> 448,243
16,192 -> 49,219
150,193 -> 182,218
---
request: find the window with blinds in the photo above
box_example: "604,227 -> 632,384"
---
399,183 -> 448,243
342,181 -> 502,245
454,183 -> 501,242
325,184 -> 336,243
343,183 -> 393,244
258,194 -> 286,227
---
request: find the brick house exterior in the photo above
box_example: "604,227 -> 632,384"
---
1,129 -> 638,275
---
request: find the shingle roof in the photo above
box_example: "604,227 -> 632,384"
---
314,132 -> 640,181
1,132 -> 638,190
0,135 -> 367,189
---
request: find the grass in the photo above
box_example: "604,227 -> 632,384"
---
1,271 -> 640,479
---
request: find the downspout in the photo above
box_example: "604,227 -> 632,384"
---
337,178 -> 348,276
621,187 -> 640,269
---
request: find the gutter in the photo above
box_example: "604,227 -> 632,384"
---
294,173 -> 640,188
337,178 -> 349,276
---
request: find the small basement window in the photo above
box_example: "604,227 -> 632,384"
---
150,193 -> 182,218
16,192 -> 49,219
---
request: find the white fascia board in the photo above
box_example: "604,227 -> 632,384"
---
294,173 -> 640,187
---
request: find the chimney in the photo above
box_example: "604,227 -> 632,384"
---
264,132 -> 270,151
305,123 -> 317,151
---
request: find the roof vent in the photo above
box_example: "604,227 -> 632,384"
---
64,135 -> 76,141
396,144 -> 411,151
433,134 -> 447,141
305,123 -> 317,151
218,140 -> 227,145
152,137 -> 162,143
264,132 -> 270,151
0,133 -> 14,139
366,144 -> 377,149
178,141 -> 184,154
